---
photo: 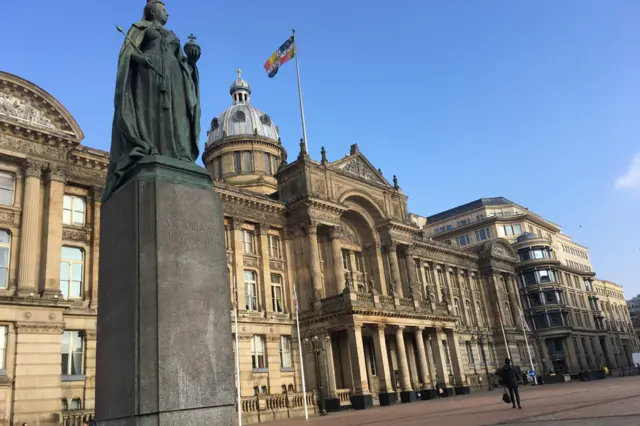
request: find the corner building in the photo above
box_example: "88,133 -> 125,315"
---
0,70 -> 633,425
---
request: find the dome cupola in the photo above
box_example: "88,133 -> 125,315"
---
202,70 -> 287,195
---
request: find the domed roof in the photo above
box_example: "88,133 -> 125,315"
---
207,70 -> 279,146
516,232 -> 538,242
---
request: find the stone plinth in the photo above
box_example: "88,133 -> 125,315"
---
95,156 -> 235,425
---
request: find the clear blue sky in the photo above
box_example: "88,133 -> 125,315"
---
2,1 -> 639,296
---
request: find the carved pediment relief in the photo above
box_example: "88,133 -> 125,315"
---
491,242 -> 517,260
336,156 -> 385,186
0,92 -> 56,130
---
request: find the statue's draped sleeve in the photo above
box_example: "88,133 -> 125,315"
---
103,22 -> 153,202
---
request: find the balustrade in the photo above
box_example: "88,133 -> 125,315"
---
61,410 -> 94,426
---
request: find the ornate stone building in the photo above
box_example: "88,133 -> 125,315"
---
0,69 -> 635,425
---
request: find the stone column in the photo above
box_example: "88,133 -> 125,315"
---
372,243 -> 387,296
231,218 -> 246,310
429,329 -> 448,386
395,326 -> 414,401
404,251 -> 418,296
538,338 -> 552,374
372,325 -> 395,405
323,335 -> 338,398
346,324 -> 373,409
574,335 -> 588,370
387,242 -> 403,297
506,275 -> 521,329
445,329 -> 465,388
258,224 -> 271,312
40,165 -> 65,298
16,160 -> 43,297
563,337 -> 579,373
414,328 -> 430,388
308,222 -> 323,300
90,189 -> 101,304
329,227 -> 345,294
593,336 -> 607,368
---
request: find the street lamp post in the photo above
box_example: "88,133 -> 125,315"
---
476,335 -> 492,391
305,334 -> 327,416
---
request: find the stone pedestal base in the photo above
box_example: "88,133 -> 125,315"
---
378,392 -> 397,406
95,156 -> 235,425
400,391 -> 417,403
350,394 -> 373,410
420,388 -> 438,400
324,397 -> 341,412
454,386 -> 471,395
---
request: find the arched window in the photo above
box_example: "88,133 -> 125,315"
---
465,299 -> 474,325
475,300 -> 484,326
504,302 -> 513,325
0,230 -> 10,289
70,398 -> 82,410
60,247 -> 84,299
61,398 -> 68,411
453,298 -> 461,317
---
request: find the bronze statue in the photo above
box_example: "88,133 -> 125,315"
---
103,0 -> 202,202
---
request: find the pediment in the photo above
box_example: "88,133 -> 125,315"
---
331,153 -> 390,187
0,92 -> 57,131
0,71 -> 84,142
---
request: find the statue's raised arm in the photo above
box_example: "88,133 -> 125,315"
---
103,0 -> 202,203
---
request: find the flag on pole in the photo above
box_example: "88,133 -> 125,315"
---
293,288 -> 299,314
518,306 -> 531,332
264,35 -> 296,78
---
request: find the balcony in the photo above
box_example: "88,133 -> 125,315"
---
61,410 -> 94,425
305,287 -> 451,320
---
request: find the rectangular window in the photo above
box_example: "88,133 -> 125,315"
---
354,252 -> 364,273
341,249 -> 350,270
271,274 -> 284,313
245,270 -> 258,311
279,336 -> 292,369
234,152 -> 242,174
0,173 -> 15,206
62,331 -> 84,376
242,230 -> 255,254
251,335 -> 266,370
538,270 -> 551,283
414,260 -> 422,284
0,325 -> 7,371
457,234 -> 471,246
243,151 -> 253,173
60,247 -> 83,299
0,231 -> 10,289
63,195 -> 86,226
475,227 -> 491,242
215,156 -> 223,180
264,153 -> 272,176
268,235 -> 281,258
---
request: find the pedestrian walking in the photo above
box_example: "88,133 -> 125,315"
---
500,358 -> 522,409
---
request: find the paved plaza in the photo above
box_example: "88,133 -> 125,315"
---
264,376 -> 640,426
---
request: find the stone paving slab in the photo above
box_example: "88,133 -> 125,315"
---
260,376 -> 640,425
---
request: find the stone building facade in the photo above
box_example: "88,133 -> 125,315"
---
0,70 -> 635,425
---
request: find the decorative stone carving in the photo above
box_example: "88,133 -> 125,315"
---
309,210 -> 338,224
24,159 -> 44,178
491,243 -> 515,259
46,164 -> 66,182
269,260 -> 284,270
67,166 -> 107,182
223,202 -> 283,226
85,330 -> 97,341
0,134 -> 68,161
0,92 -> 56,130
62,228 -> 90,243
93,187 -> 104,202
243,256 -> 258,267
231,217 -> 244,229
339,157 -> 384,185
16,323 -> 65,334
0,210 -> 15,225
258,223 -> 271,236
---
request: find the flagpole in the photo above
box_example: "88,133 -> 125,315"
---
497,303 -> 511,360
234,277 -> 242,426
519,307 -> 537,384
294,286 -> 309,420
292,28 -> 309,154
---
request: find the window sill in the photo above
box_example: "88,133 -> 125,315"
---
252,368 -> 269,374
280,367 -> 294,373
62,375 -> 86,382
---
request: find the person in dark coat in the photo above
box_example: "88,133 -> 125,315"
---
501,358 -> 522,409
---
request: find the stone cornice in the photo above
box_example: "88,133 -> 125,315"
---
0,132 -> 70,161
411,239 -> 480,263
216,184 -> 285,226
16,322 -> 65,334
